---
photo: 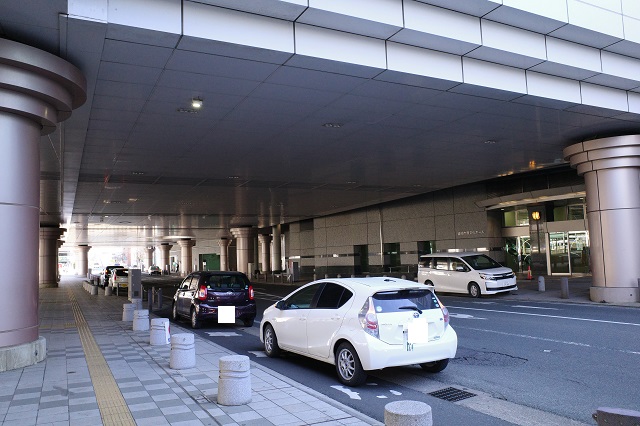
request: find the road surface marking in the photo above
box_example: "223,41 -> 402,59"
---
248,351 -> 267,357
511,305 -> 559,310
450,313 -> 486,320
331,385 -> 361,400
205,331 -> 241,337
448,306 -> 640,326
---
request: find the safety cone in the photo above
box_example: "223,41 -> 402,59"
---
527,265 -> 533,280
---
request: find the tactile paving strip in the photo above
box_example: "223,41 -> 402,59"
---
68,290 -> 136,426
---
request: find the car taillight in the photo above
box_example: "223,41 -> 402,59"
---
358,297 -> 379,339
248,285 -> 254,300
198,285 -> 207,301
441,303 -> 450,329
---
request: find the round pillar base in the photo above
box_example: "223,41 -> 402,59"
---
590,286 -> 639,303
39,281 -> 58,289
0,336 -> 46,372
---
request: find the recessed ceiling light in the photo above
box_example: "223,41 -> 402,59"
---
322,123 -> 343,128
132,171 -> 145,175
191,97 -> 203,109
177,108 -> 198,114
128,198 -> 138,202
228,176 -> 239,179
484,140 -> 496,144
346,181 -> 357,184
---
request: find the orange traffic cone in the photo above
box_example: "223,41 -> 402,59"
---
527,265 -> 533,280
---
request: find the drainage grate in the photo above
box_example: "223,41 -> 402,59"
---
429,387 -> 476,402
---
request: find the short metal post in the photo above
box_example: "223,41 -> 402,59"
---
148,288 -> 154,312
537,276 -> 545,292
157,288 -> 163,309
560,277 -> 569,299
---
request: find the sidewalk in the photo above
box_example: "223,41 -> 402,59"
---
0,276 -> 380,426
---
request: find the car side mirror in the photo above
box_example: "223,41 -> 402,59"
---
275,300 -> 286,310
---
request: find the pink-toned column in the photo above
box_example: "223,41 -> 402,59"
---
39,226 -> 65,288
231,227 -> 255,275
0,39 -> 86,369
159,243 -> 173,274
177,239 -> 196,276
146,246 -> 155,270
258,234 -> 271,273
218,238 -> 231,271
78,245 -> 91,277
564,135 -> 640,303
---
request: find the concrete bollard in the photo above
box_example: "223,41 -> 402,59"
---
384,400 -> 432,426
122,303 -> 135,322
131,298 -> 142,310
593,407 -> 640,426
133,309 -> 149,331
538,276 -> 545,292
90,285 -> 98,296
217,355 -> 251,405
560,277 -> 570,299
170,333 -> 195,369
104,286 -> 113,296
150,318 -> 170,345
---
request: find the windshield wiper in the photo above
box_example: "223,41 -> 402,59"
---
399,305 -> 422,314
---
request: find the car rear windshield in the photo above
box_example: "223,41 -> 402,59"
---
460,254 -> 502,270
372,289 -> 440,312
204,274 -> 248,290
115,269 -> 128,277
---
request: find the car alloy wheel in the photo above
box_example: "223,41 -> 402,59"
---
263,324 -> 281,357
335,342 -> 366,386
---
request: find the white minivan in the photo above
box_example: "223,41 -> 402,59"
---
418,252 -> 517,298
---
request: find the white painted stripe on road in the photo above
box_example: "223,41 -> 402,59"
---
448,306 -> 640,327
455,326 -> 592,347
511,305 -> 559,310
205,332 -> 241,337
450,313 -> 486,320
331,385 -> 361,400
248,351 -> 267,358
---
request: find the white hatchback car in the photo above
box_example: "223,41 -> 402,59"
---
260,277 -> 457,386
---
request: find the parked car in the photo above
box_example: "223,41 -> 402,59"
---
260,277 -> 457,387
172,271 -> 256,329
148,265 -> 161,275
418,252 -> 517,298
109,268 -> 129,289
101,265 -> 121,287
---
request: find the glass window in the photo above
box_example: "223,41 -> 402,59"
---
188,275 -> 200,290
434,257 -> 449,270
460,254 -> 501,270
205,274 -> 248,289
372,289 -> 440,312
315,283 -> 353,309
449,258 -> 468,272
285,284 -> 321,309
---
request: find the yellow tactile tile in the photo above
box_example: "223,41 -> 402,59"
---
68,290 -> 136,426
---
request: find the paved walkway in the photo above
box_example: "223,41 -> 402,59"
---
0,276 -> 379,426
1,274 -> 638,426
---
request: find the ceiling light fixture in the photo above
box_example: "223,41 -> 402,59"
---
191,97 -> 203,109
484,140 -> 496,144
322,123 -> 343,128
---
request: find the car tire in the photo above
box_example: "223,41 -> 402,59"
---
335,342 -> 367,387
420,358 -> 449,373
171,302 -> 179,321
190,307 -> 201,329
468,282 -> 481,298
263,324 -> 281,357
242,318 -> 254,327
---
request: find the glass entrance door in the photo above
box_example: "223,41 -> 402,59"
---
548,231 -> 590,274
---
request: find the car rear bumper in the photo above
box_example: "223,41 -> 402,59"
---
354,327 -> 457,371
197,303 -> 257,321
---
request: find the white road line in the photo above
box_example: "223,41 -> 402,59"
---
455,326 -> 592,347
448,306 -> 640,326
510,305 -> 559,310
248,351 -> 267,358
205,331 -> 241,337
449,313 -> 486,320
331,385 -> 361,400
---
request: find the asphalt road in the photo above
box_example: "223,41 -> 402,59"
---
141,276 -> 640,425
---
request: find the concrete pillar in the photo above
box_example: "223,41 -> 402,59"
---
159,243 -> 173,274
146,246 -> 154,270
271,224 -> 282,272
231,227 -> 255,275
564,135 -> 640,303
177,239 -> 195,276
258,234 -> 271,273
78,245 -> 91,277
39,226 -> 65,288
218,238 -> 231,271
